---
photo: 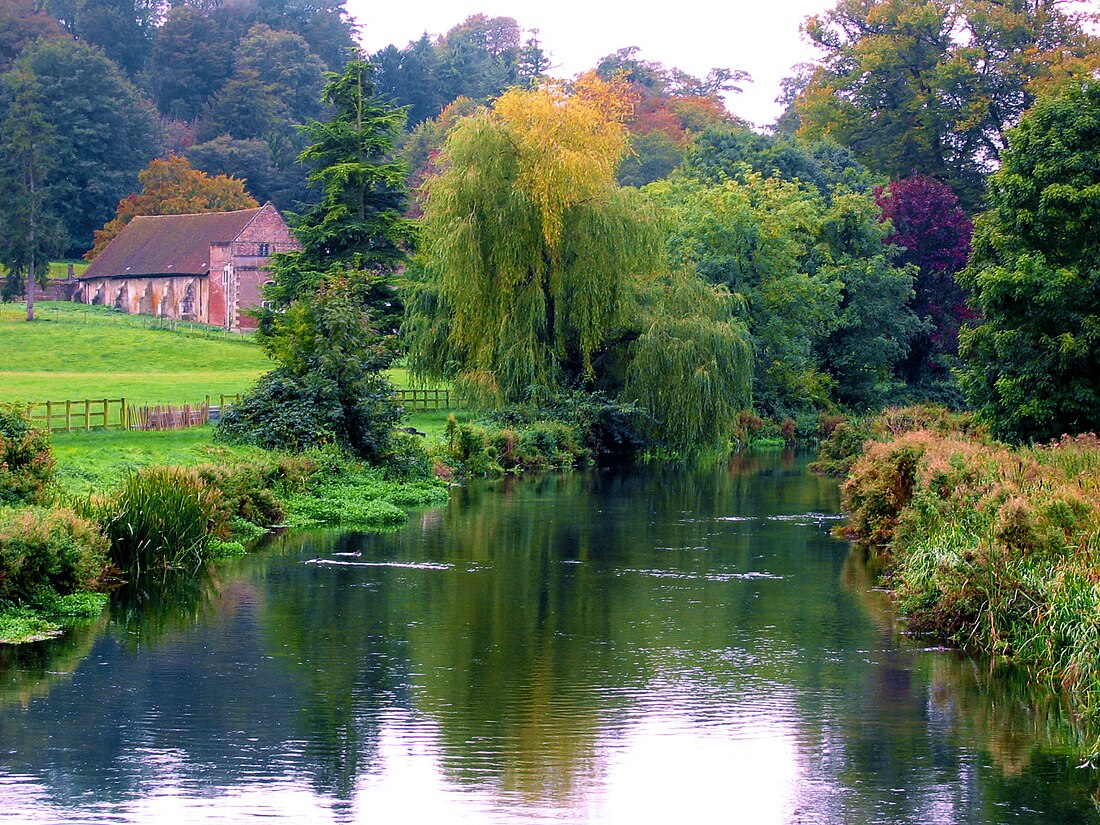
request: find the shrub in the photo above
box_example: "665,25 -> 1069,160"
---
0,405 -> 55,506
216,368 -> 403,459
92,467 -> 226,573
0,507 -> 109,604
810,419 -> 873,477
194,454 -> 316,531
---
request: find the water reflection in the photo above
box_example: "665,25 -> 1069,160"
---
0,453 -> 1098,823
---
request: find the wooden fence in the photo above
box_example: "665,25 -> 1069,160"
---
393,388 -> 462,411
23,390 -> 460,433
25,395 -> 244,433
27,398 -> 128,432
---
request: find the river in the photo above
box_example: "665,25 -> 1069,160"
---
0,452 -> 1097,823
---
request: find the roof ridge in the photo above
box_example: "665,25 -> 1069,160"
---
129,206 -> 264,221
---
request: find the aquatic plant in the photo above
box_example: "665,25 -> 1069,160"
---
94,467 -> 226,573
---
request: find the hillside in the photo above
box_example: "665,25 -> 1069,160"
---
0,301 -> 271,405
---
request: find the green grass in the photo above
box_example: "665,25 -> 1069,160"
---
0,302 -> 271,404
0,302 -> 435,406
51,427 -> 270,497
46,261 -> 88,279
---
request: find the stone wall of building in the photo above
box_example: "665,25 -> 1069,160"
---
77,276 -> 208,322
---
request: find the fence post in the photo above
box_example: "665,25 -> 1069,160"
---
46,400 -> 54,433
65,399 -> 71,432
84,399 -> 90,431
121,398 -> 127,430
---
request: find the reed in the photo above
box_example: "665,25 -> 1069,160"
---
93,467 -> 226,574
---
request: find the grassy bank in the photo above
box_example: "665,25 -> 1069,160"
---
1,411 -> 453,644
836,409 -> 1100,729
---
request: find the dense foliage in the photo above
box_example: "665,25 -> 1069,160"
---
787,0 -> 1100,210
1,38 -> 161,256
86,155 -> 258,259
840,416 -> 1100,721
222,279 -> 403,459
875,175 -> 973,390
405,77 -> 754,451
0,404 -> 54,505
0,506 -> 108,604
959,78 -> 1100,443
0,63 -> 65,310
647,172 -> 920,415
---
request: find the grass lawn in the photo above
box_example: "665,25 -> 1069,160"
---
50,427 -> 270,496
49,412 -> 469,496
0,302 -> 270,404
0,302 -> 433,405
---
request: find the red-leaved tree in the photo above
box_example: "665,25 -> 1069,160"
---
875,175 -> 973,384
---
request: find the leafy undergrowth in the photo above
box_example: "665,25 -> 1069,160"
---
0,592 -> 109,644
284,459 -> 450,529
841,417 -> 1100,724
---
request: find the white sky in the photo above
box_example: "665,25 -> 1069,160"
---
346,0 -> 832,128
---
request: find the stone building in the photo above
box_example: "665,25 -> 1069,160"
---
76,203 -> 300,330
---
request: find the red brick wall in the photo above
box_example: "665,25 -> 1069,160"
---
208,242 -> 231,328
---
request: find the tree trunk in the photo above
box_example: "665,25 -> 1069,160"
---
26,257 -> 35,322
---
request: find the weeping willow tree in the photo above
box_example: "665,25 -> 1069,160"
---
405,74 -> 754,450
624,274 -> 753,449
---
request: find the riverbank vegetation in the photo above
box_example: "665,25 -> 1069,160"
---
834,410 -> 1100,726
0,404 -> 448,643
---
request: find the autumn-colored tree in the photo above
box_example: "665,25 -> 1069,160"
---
874,175 -> 972,385
86,155 -> 259,259
789,0 -> 1100,210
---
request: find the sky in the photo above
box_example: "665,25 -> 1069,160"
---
345,0 -> 832,128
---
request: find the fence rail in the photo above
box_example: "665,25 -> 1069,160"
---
27,398 -> 128,432
24,389 -> 455,432
25,394 -> 244,433
393,388 -> 462,411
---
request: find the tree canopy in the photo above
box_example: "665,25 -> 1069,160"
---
2,37 -> 161,256
787,0 -> 1100,210
406,76 -> 755,449
86,154 -> 258,260
959,77 -> 1100,443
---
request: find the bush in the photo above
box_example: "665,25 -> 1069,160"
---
194,454 -> 316,531
0,404 -> 55,506
90,467 -> 226,573
216,368 -> 403,459
0,507 -> 109,604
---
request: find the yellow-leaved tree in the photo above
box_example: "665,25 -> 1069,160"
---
405,74 -> 753,450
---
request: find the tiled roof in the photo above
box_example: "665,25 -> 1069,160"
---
81,208 -> 265,279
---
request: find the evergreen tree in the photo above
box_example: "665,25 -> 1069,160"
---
268,58 -> 413,330
0,65 -> 66,319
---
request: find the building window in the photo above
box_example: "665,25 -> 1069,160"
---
257,243 -> 271,256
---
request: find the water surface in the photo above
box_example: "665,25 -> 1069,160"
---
1,453 -> 1097,823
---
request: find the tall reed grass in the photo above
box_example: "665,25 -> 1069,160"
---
841,420 -> 1100,724
90,467 -> 226,574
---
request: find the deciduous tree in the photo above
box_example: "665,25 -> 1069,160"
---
86,154 -> 258,260
406,75 -> 754,449
959,78 -> 1100,442
874,175 -> 972,386
0,65 -> 66,319
790,0 -> 1100,210
4,38 -> 161,256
